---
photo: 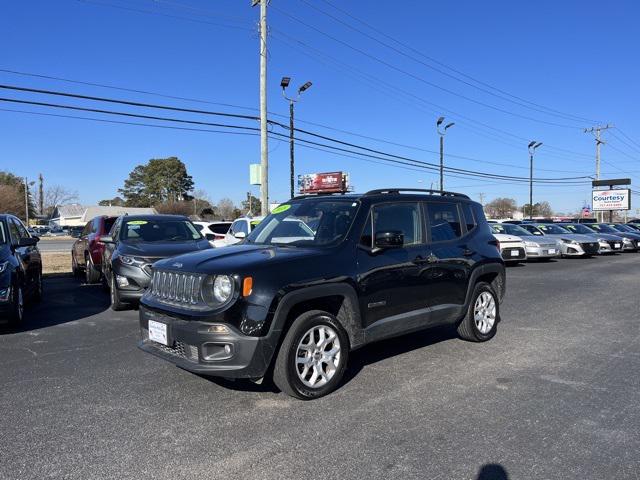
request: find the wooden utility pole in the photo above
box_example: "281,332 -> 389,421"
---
253,0 -> 269,215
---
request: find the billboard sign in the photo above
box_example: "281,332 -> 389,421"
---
298,172 -> 348,194
592,189 -> 631,211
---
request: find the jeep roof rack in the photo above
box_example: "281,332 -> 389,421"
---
363,188 -> 470,199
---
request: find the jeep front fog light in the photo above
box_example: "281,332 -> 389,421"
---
0,287 -> 10,302
116,275 -> 130,287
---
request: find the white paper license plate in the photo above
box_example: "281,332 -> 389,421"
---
510,250 -> 520,257
614,243 -> 620,248
148,319 -> 168,346
548,248 -> 556,255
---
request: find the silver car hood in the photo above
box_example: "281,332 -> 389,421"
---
541,233 -> 596,242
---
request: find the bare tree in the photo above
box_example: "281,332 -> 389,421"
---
44,185 -> 79,216
484,197 -> 518,219
0,184 -> 24,218
216,198 -> 236,220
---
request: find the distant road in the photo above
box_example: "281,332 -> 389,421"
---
37,238 -> 74,252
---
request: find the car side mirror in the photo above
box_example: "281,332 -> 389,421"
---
234,232 -> 246,239
374,231 -> 404,250
19,237 -> 39,247
205,233 -> 215,241
100,235 -> 115,244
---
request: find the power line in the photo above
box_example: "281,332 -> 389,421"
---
317,0 -> 601,125
0,97 -> 590,185
270,5 -> 585,130
300,0 -> 596,125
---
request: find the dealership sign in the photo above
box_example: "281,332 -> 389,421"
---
298,171 -> 349,194
592,189 -> 631,211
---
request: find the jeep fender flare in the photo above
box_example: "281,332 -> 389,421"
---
269,283 -> 364,350
462,262 -> 506,311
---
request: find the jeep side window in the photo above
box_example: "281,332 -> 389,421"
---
426,202 -> 462,242
372,202 -> 422,246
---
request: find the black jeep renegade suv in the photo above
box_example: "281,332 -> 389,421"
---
138,189 -> 506,399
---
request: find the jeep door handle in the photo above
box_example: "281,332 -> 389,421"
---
413,254 -> 438,264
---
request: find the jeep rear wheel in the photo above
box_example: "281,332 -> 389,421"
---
273,310 -> 349,400
457,282 -> 499,342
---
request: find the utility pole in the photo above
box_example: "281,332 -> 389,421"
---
281,77 -> 312,198
253,0 -> 269,215
24,177 -> 29,226
38,173 -> 44,216
478,192 -> 485,206
527,141 -> 543,220
436,117 -> 455,192
585,124 -> 613,222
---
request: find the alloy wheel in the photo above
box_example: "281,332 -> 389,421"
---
474,291 -> 496,334
295,325 -> 342,388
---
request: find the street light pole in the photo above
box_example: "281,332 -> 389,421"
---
281,77 -> 312,198
527,141 -> 543,220
436,117 -> 455,192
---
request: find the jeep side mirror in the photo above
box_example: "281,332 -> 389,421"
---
234,232 -> 246,239
374,231 -> 404,249
19,237 -> 39,247
100,235 -> 115,244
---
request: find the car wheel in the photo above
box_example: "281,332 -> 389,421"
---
109,274 -> 127,311
8,283 -> 25,326
273,310 -> 349,400
457,282 -> 499,342
85,255 -> 101,284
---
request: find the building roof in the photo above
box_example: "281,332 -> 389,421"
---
55,203 -> 85,219
81,206 -> 156,222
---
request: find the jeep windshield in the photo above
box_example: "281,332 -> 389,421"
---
246,199 -> 359,247
120,219 -> 203,242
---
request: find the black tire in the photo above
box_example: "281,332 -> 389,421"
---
32,270 -> 43,303
273,310 -> 349,400
457,282 -> 499,342
8,282 -> 25,327
72,254 -> 81,278
85,254 -> 101,284
109,274 -> 128,311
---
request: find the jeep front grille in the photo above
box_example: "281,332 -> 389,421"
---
150,270 -> 206,307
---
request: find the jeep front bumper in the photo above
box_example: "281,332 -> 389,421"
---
138,305 -> 277,379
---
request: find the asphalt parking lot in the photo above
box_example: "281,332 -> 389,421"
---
1,254 -> 639,480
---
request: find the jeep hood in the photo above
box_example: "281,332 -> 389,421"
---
152,244 -> 326,273
119,239 -> 211,258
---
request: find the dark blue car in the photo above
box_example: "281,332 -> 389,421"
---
0,214 -> 42,326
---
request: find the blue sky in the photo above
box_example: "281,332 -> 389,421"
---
2,0 -> 640,213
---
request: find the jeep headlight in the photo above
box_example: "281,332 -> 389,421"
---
202,275 -> 234,307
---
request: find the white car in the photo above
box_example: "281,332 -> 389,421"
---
193,221 -> 232,246
492,233 -> 527,264
214,216 -> 264,248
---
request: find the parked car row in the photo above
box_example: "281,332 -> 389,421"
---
489,220 -> 640,263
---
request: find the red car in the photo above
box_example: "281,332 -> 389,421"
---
72,216 -> 118,283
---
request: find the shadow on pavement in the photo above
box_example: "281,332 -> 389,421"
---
0,275 -> 110,334
476,463 -> 509,479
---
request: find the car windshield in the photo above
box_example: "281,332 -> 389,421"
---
611,224 -> 633,232
247,199 -> 359,247
590,223 -> 617,233
120,219 -> 202,242
563,224 -> 594,234
491,224 -> 531,236
537,224 -> 570,235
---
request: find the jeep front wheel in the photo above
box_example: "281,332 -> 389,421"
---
457,282 -> 499,342
273,310 -> 349,400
